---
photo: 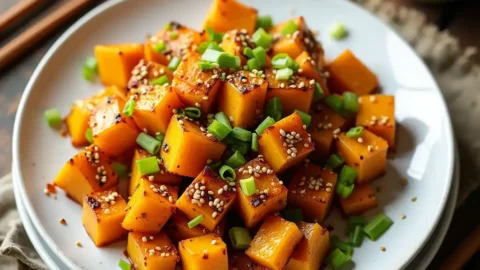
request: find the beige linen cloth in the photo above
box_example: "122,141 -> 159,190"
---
1,0 -> 479,269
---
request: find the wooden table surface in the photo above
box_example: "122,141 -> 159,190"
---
1,0 -> 478,269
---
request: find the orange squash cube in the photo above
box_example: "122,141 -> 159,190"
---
82,190 -> 127,246
176,167 -> 236,231
122,179 -> 178,233
129,148 -> 182,196
217,71 -> 267,128
229,252 -> 269,270
94,43 -> 144,88
235,157 -> 287,228
90,95 -> 139,156
328,49 -> 378,95
287,164 -> 337,222
308,107 -> 347,161
127,59 -> 173,89
338,184 -> 377,215
165,212 -> 225,243
258,112 -> 314,173
129,85 -> 183,135
172,51 -> 223,113
127,231 -> 179,270
336,129 -> 388,183
284,222 -> 330,270
179,234 -> 228,270
265,69 -> 315,116
203,0 -> 257,34
295,51 -> 321,81
246,215 -> 303,270
356,95 -> 395,148
54,145 -> 118,204
161,115 -> 227,177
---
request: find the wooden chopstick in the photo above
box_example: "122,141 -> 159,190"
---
0,0 -> 47,34
0,0 -> 93,71
440,225 -> 480,270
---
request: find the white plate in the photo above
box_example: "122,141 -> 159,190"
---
12,0 -> 455,269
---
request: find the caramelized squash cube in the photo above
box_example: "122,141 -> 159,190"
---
179,234 -> 228,270
127,59 -> 174,89
295,51 -> 321,81
94,44 -> 144,88
328,49 -> 378,95
258,112 -> 314,173
287,164 -> 337,222
338,184 -> 377,215
229,252 -> 268,270
217,71 -> 267,128
176,167 -> 236,231
54,145 -> 118,204
161,115 -> 227,177
308,107 -> 347,161
246,215 -> 303,270
129,148 -> 182,196
356,95 -> 396,148
90,95 -> 139,156
122,179 -> 178,233
284,222 -> 330,270
235,157 -> 287,228
82,189 -> 127,246
336,129 -> 388,183
165,212 -> 225,243
220,30 -> 256,65
127,231 -> 179,270
203,0 -> 257,34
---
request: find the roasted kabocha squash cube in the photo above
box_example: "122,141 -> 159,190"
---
356,95 -> 396,148
127,59 -> 174,89
90,95 -> 139,156
258,112 -> 314,173
176,167 -> 236,231
129,148 -> 182,196
246,215 -> 303,270
217,71 -> 267,128
145,22 -> 204,66
82,189 -> 127,246
336,129 -> 388,183
94,43 -> 144,88
229,252 -> 269,270
179,234 -> 228,270
328,49 -> 378,95
165,212 -> 225,243
122,179 -> 178,233
284,222 -> 330,270
54,145 -> 118,204
308,107 -> 347,161
220,29 -> 256,65
172,52 -> 223,113
265,69 -> 315,115
129,85 -> 183,135
235,157 -> 287,228
127,231 -> 179,270
203,0 -> 257,34
339,184 -> 377,215
295,51 -> 321,81
161,115 -> 227,177
287,164 -> 337,222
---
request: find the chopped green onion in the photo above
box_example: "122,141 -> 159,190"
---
184,107 -> 201,119
327,248 -> 351,270
329,22 -> 348,40
187,215 -> 204,229
330,236 -> 354,257
326,154 -> 345,170
243,47 -> 254,59
219,165 -> 236,182
343,92 -> 359,113
252,28 -> 273,49
346,126 -> 363,138
255,116 -> 275,135
135,156 -> 160,175
247,58 -> 261,71
201,49 -> 237,69
197,60 -> 219,70
336,183 -> 355,198
265,97 -> 282,121
206,27 -> 224,43
153,41 -> 167,53
251,133 -> 258,152
281,208 -> 303,223
252,46 -> 267,68
339,165 -> 357,185
44,108 -> 62,128
324,95 -> 344,115
169,31 -> 178,39
220,73 -> 226,81
275,68 -> 293,80
294,109 -> 311,127
197,41 -> 223,53
112,162 -> 128,178
85,128 -> 93,143
207,120 -> 231,140
150,75 -> 169,86
122,99 -> 135,117
314,82 -> 324,101
164,22 -> 172,30
208,160 -> 222,170
231,127 -> 252,142
350,225 -> 364,247
82,57 -> 98,82
215,112 -> 232,129
229,227 -> 252,250
364,213 -> 393,240
240,176 -> 256,196
225,151 -> 247,169
168,57 -> 181,71
281,20 -> 298,36
257,70 -> 264,76
119,259 -> 131,270
271,53 -> 299,72
348,216 -> 366,228
155,132 -> 165,144
234,56 -> 241,68
231,140 -> 249,156
136,132 -> 162,155
256,15 -> 273,31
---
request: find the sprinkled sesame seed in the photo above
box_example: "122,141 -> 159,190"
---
380,247 -> 386,252
76,241 -> 82,247
411,197 -> 417,202
400,214 -> 406,220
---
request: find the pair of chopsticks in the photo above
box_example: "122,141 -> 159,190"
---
0,0 -> 94,71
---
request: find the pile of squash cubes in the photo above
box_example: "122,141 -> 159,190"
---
53,0 -> 395,269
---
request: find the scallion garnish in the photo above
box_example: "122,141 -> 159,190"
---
324,95 -> 344,115
135,156 -> 160,175
196,41 -> 223,53
251,133 -> 259,152
136,132 -> 162,155
153,41 -> 167,53
197,60 -> 219,70
329,22 -> 348,40
337,183 -> 355,198
231,127 -> 252,142
346,126 -> 363,138
118,259 -> 131,270
240,176 -> 256,196
82,57 -> 97,82
363,213 -> 393,240
327,248 -> 351,270
330,236 -> 354,257
247,58 -> 261,71
338,165 -> 357,186
225,150 -> 247,169
44,108 -> 62,128
255,116 -> 275,135
275,67 -> 293,80
85,128 -> 93,143
348,216 -> 366,229
343,92 -> 359,113
280,20 -> 298,36
214,112 -> 232,129
201,49 -> 238,69
252,46 -> 267,68
122,99 -> 135,117
326,154 -> 345,170
169,31 -> 178,39
112,162 -> 127,178
168,56 -> 181,71
155,132 -> 165,144
314,82 -> 324,101
256,15 -> 273,31
229,227 -> 252,250
349,225 -> 364,247
184,107 -> 201,119
150,75 -> 169,86
219,165 -> 236,182
271,53 -> 299,72
294,109 -> 311,127
207,120 -> 231,140
252,28 -> 273,49
206,27 -> 224,43
187,214 -> 204,228
265,97 -> 282,121
243,47 -> 254,59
